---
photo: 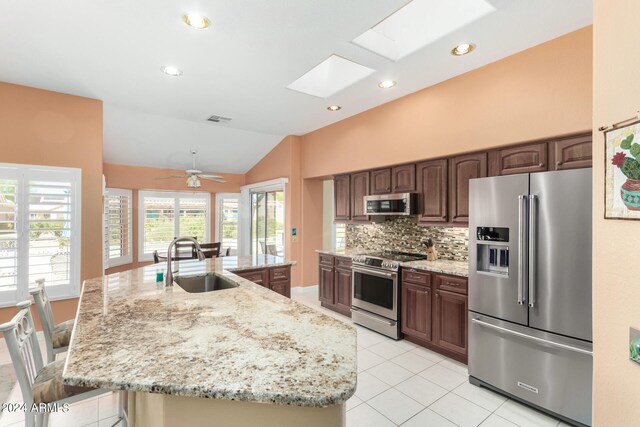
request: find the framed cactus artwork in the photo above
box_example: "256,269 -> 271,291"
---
605,120 -> 640,219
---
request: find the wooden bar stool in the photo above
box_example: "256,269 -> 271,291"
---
29,279 -> 73,363
0,301 -> 106,427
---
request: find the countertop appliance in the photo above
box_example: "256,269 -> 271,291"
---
468,169 -> 592,426
352,250 -> 426,339
364,193 -> 417,216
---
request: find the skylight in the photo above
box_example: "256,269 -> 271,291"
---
286,55 -> 375,99
352,0 -> 496,62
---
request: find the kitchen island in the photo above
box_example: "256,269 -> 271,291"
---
62,255 -> 357,427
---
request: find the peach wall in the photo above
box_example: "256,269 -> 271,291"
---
300,27 -> 593,178
244,136 -> 305,285
0,82 -> 103,324
103,163 -> 245,274
593,1 -> 640,424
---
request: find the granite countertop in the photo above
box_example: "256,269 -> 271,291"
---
62,255 -> 356,407
316,249 -> 468,277
401,259 -> 469,277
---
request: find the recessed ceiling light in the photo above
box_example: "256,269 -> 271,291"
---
451,43 -> 476,56
327,105 -> 342,112
183,14 -> 210,29
160,65 -> 182,77
378,80 -> 397,89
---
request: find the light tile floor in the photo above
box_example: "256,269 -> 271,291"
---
0,287 -> 571,427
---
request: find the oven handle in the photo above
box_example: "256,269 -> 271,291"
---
352,266 -> 396,278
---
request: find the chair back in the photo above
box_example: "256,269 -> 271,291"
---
0,301 -> 44,407
29,279 -> 56,355
200,242 -> 221,258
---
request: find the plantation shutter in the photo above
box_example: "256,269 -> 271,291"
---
139,191 -> 210,261
0,175 -> 19,303
105,189 -> 132,268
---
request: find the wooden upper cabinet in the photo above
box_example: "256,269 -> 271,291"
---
392,164 -> 416,193
417,159 -> 448,224
333,174 -> 350,221
449,153 -> 487,225
488,142 -> 547,176
350,171 -> 370,222
550,133 -> 592,170
371,168 -> 392,194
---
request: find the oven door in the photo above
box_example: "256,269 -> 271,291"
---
352,266 -> 398,320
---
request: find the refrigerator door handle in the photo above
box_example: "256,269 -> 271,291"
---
528,195 -> 537,308
517,195 -> 528,305
471,317 -> 593,356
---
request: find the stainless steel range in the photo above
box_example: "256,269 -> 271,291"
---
351,251 -> 426,339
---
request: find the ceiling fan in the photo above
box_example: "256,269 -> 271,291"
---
157,150 -> 226,188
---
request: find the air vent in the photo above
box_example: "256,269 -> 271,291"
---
207,115 -> 232,123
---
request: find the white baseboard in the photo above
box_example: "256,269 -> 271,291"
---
291,285 -> 318,295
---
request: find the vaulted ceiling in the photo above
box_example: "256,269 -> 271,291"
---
0,0 -> 592,173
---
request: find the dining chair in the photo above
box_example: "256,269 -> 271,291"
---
199,242 -> 221,258
0,301 -> 106,427
29,279 -> 73,364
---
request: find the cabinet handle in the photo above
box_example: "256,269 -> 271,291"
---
556,161 -> 563,167
445,281 -> 459,287
537,163 -> 544,167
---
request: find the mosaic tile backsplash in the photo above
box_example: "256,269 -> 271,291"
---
346,217 -> 469,262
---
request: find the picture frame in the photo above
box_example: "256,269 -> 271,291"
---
604,120 -> 640,219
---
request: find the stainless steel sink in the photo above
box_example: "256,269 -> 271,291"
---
174,274 -> 239,293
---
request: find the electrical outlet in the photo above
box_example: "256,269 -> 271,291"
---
630,327 -> 640,365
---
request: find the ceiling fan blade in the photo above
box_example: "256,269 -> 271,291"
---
199,174 -> 225,179
156,174 -> 189,179
200,176 -> 227,183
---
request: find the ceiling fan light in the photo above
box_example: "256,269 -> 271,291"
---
187,176 -> 201,188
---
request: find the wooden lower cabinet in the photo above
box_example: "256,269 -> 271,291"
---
401,283 -> 432,342
234,266 -> 291,298
318,254 -> 352,317
401,269 -> 468,363
434,289 -> 467,356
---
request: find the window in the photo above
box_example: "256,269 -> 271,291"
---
215,194 -> 239,256
104,188 -> 132,268
138,191 -> 210,261
334,223 -> 346,252
0,163 -> 81,307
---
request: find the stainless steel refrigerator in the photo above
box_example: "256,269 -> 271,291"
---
468,169 -> 592,427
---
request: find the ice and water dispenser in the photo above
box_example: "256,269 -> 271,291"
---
476,227 -> 510,276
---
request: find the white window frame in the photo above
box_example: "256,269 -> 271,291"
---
104,188 -> 133,269
239,178 -> 288,256
215,193 -> 240,256
138,190 -> 211,262
0,163 -> 81,307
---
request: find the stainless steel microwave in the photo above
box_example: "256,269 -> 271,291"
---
364,193 -> 417,216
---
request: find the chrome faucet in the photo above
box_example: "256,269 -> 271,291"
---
165,237 -> 206,286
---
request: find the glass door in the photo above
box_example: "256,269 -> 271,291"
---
250,190 -> 284,256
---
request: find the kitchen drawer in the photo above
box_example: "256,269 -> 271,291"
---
403,269 -> 431,286
235,269 -> 269,287
437,274 -> 467,295
319,254 -> 334,266
335,256 -> 352,270
269,266 -> 290,282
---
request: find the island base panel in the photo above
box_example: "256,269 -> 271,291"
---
130,392 -> 345,427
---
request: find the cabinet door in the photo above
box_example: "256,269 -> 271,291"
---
417,159 -> 448,224
488,143 -> 547,176
449,153 -> 487,225
334,268 -> 352,315
235,269 -> 269,287
334,174 -> 351,221
319,265 -> 335,305
350,171 -> 370,222
392,164 -> 416,193
371,168 -> 392,194
401,283 -> 432,342
434,289 -> 467,356
550,134 -> 592,170
270,281 -> 291,298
